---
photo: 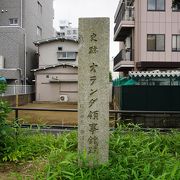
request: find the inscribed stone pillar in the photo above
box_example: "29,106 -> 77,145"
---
78,18 -> 109,165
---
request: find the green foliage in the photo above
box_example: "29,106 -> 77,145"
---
2,125 -> 180,179
2,131 -> 77,162
109,71 -> 112,82
0,81 -> 12,158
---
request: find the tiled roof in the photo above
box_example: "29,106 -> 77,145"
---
32,63 -> 78,72
34,36 -> 78,46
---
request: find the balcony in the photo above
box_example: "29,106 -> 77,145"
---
113,49 -> 134,71
114,4 -> 135,41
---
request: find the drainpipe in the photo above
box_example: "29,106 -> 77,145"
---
17,68 -> 22,84
20,0 -> 23,28
20,0 -> 27,91
24,33 -> 27,93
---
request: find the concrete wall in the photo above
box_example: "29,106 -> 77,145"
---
38,41 -> 78,68
23,0 -> 54,82
0,93 -> 34,106
35,66 -> 78,102
0,27 -> 25,84
135,0 -> 180,63
0,0 -> 54,84
0,0 -> 21,26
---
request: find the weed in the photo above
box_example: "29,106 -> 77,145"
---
0,125 -> 180,179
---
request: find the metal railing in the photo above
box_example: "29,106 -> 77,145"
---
11,107 -> 180,129
114,49 -> 133,67
2,85 -> 34,96
114,4 -> 134,33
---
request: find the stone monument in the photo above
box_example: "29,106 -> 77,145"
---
78,18 -> 109,165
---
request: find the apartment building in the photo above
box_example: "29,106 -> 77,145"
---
0,0 -> 54,84
57,20 -> 78,40
114,0 -> 180,73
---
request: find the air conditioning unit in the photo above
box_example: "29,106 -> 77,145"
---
59,95 -> 68,102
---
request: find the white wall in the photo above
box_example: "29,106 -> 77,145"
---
38,40 -> 78,67
35,66 -> 78,102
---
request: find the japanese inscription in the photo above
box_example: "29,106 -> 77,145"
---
78,18 -> 109,165
87,32 -> 99,154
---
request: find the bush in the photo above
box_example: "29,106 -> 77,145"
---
0,81 -> 12,158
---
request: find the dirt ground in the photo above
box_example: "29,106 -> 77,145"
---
8,102 -> 78,126
8,102 -> 115,126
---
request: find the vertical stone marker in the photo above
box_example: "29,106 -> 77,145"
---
78,18 -> 109,165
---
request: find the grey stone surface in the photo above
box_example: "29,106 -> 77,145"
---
78,18 -> 110,165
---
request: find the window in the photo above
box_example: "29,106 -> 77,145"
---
37,1 -> 42,14
147,0 -> 165,11
172,3 -> 180,11
172,35 -> 180,51
58,47 -> 63,51
9,18 -> 18,25
57,52 -> 76,60
147,34 -> 165,51
67,30 -> 71,35
59,32 -> 65,36
37,26 -> 42,37
73,30 -> 77,34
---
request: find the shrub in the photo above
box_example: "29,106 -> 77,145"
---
0,80 -> 12,158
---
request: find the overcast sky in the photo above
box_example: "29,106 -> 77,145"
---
53,0 -> 120,77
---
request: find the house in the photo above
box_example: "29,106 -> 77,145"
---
0,0 -> 54,85
33,37 -> 78,102
114,0 -> 180,74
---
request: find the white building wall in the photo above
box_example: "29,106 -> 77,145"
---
38,41 -> 78,67
35,66 -> 78,102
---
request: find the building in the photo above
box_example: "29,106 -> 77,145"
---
113,0 -> 180,74
56,20 -> 78,40
33,37 -> 78,102
0,0 -> 54,85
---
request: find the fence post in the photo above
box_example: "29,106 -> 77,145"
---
13,85 -> 16,95
15,109 -> 19,124
115,112 -> 118,128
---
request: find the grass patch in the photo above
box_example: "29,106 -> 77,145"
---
0,125 -> 180,179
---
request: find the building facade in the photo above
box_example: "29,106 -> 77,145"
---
33,37 -> 78,102
114,0 -> 180,73
57,20 -> 78,40
0,0 -> 54,84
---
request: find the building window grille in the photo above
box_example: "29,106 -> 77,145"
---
172,35 -> 180,51
147,0 -> 165,11
147,34 -> 165,51
9,18 -> 18,25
